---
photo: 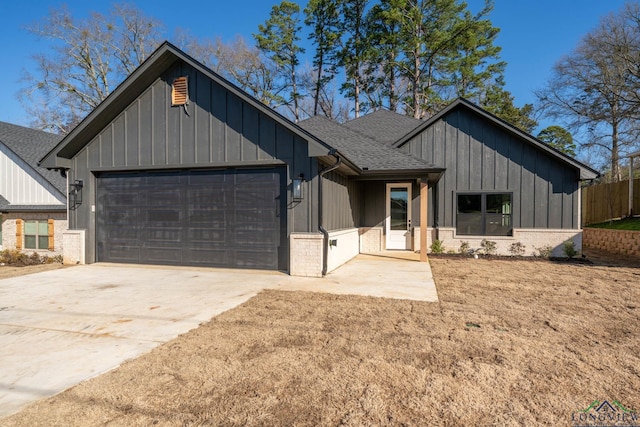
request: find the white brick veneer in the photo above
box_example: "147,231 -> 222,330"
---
359,227 -> 383,253
62,229 -> 86,265
423,227 -> 582,257
289,233 -> 324,277
0,212 -> 67,255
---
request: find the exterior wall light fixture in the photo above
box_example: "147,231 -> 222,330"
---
69,179 -> 84,210
293,174 -> 305,201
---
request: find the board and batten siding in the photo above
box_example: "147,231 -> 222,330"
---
321,170 -> 360,231
67,60 -> 318,263
400,108 -> 580,230
0,143 -> 65,205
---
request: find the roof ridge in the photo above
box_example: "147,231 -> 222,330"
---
342,109 -> 424,146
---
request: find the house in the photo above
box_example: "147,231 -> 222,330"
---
40,42 -> 598,276
0,122 -> 67,254
332,99 -> 600,255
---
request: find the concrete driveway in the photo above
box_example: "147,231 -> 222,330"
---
0,254 -> 437,418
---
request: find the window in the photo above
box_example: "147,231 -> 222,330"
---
24,220 -> 50,250
457,193 -> 512,236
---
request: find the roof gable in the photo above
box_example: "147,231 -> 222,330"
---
40,41 -> 333,169
0,121 -> 66,195
395,98 -> 599,180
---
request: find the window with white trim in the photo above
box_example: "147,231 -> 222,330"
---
24,220 -> 50,250
457,193 -> 512,236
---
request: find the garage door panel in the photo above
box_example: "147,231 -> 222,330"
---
103,244 -> 141,262
186,249 -> 230,266
188,209 -> 226,224
97,168 -> 286,270
235,248 -> 277,268
144,248 -> 182,264
147,227 -> 181,242
188,170 -> 228,184
187,228 -> 226,243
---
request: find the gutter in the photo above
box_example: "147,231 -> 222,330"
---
318,150 -> 342,276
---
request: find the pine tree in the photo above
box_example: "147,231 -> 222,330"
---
254,1 -> 305,121
305,0 -> 343,116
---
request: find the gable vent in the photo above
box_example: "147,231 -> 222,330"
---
172,76 -> 189,106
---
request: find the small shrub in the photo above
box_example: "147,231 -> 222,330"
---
534,245 -> 553,259
480,239 -> 497,255
430,239 -> 445,254
508,242 -> 526,256
563,240 -> 578,258
46,255 -> 63,264
458,241 -> 470,254
0,249 -> 62,266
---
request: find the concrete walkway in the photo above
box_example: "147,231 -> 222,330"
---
0,253 -> 437,418
276,253 -> 438,301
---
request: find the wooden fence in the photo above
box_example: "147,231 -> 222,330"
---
582,178 -> 640,225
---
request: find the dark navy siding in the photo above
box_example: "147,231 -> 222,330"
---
401,108 -> 580,230
68,59 -> 318,262
322,170 -> 360,230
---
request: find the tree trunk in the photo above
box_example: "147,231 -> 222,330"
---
388,51 -> 397,112
313,53 -> 324,116
412,53 -> 421,118
611,120 -> 620,181
354,73 -> 360,118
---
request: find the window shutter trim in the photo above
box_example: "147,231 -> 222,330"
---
15,219 -> 22,250
48,219 -> 55,251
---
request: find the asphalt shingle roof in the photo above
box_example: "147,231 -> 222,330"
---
0,121 -> 66,195
342,110 -> 423,145
0,195 -> 9,210
298,115 -> 438,171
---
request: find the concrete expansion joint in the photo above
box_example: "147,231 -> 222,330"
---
0,322 -> 161,343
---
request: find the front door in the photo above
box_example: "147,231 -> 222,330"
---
386,183 -> 412,250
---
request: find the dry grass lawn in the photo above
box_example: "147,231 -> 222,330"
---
2,256 -> 640,426
0,263 -> 67,280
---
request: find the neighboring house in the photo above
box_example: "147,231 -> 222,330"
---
0,122 -> 67,254
40,42 -> 598,276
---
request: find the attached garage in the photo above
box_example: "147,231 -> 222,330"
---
96,168 -> 287,270
39,42 -> 333,274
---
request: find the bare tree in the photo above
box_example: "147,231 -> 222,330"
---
536,3 -> 640,181
299,66 -> 350,122
176,33 -> 284,107
20,3 -> 163,134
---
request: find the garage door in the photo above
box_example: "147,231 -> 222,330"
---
96,168 -> 287,270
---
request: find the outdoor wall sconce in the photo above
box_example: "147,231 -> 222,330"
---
293,174 -> 305,201
69,179 -> 83,210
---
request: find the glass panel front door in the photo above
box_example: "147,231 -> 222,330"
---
390,188 -> 409,230
386,183 -> 412,250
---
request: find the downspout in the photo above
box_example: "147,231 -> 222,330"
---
318,150 -> 342,276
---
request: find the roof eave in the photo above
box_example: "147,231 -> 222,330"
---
354,168 -> 445,183
1,205 -> 67,213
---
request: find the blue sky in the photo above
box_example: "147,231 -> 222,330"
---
0,0 -> 630,131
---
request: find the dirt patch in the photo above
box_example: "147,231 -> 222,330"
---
0,263 -> 68,280
2,258 -> 639,426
